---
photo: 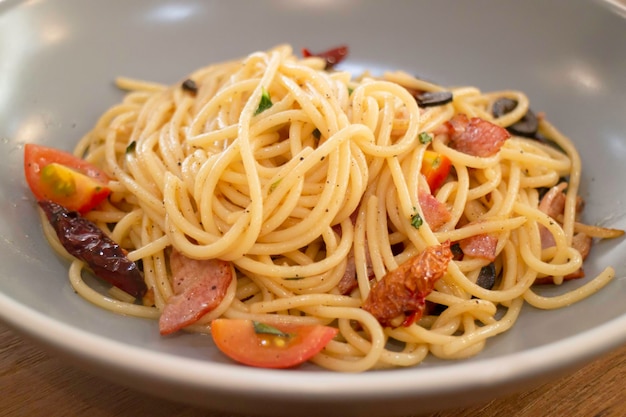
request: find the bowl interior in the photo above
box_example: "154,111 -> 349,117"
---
1,0 -> 626,413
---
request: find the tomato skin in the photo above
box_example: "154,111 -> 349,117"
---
211,319 -> 338,369
421,150 -> 452,192
24,144 -> 111,213
301,45 -> 348,69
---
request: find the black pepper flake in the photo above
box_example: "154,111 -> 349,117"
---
182,79 -> 198,95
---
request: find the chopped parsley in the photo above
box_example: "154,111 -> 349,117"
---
410,212 -> 423,229
253,321 -> 289,337
418,132 -> 433,144
254,87 -> 273,115
269,178 -> 282,193
125,141 -> 137,154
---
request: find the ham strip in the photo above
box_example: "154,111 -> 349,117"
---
159,249 -> 233,335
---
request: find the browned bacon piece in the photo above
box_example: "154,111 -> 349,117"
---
534,232 -> 592,284
159,249 -> 233,335
418,190 -> 451,231
458,232 -> 498,261
443,114 -> 511,157
362,241 -> 453,327
538,183 -> 568,220
337,237 -> 375,295
535,182 -> 592,284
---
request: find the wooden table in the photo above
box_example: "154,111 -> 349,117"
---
1,321 -> 625,417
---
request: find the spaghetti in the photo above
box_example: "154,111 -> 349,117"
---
38,45 -> 623,372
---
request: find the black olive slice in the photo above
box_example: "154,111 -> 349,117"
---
181,78 -> 198,95
450,242 -> 464,260
416,91 -> 453,107
476,263 -> 496,290
508,110 -> 539,138
492,97 -> 539,138
492,97 -> 518,117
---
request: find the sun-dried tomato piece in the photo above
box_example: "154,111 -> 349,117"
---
362,241 -> 453,327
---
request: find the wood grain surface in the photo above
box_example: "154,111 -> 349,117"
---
1,322 -> 625,417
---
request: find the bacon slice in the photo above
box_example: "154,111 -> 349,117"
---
459,232 -> 498,261
337,249 -> 359,295
443,114 -> 510,157
338,238 -> 375,295
538,183 -> 568,220
535,232 -> 592,284
535,183 -> 596,284
159,249 -> 233,335
418,190 -> 451,231
362,242 -> 453,327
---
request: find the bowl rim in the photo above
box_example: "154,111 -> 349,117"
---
2,289 -> 626,400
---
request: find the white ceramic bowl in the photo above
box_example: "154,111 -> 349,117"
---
1,1 -> 625,416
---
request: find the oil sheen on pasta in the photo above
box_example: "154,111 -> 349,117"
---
40,45 -> 621,372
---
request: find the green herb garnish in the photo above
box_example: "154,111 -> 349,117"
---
125,141 -> 137,154
253,321 -> 290,337
410,213 -> 423,229
269,178 -> 282,193
418,132 -> 433,144
254,87 -> 273,115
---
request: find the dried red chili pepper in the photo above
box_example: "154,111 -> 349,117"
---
38,200 -> 147,298
301,45 -> 348,69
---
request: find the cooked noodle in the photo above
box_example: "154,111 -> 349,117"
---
40,45 -> 620,371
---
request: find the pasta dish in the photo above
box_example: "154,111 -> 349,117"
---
24,45 -> 623,371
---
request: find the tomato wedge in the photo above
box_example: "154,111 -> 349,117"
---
24,144 -> 111,213
211,319 -> 338,369
421,150 -> 452,192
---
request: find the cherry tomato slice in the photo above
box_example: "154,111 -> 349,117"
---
421,150 -> 452,192
211,319 -> 338,369
24,144 -> 111,213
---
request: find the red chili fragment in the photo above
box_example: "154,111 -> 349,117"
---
302,45 -> 348,69
362,241 -> 453,327
38,200 -> 146,298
